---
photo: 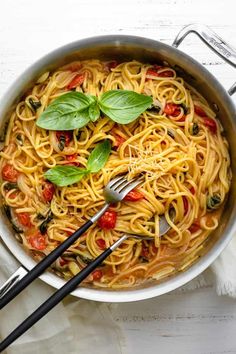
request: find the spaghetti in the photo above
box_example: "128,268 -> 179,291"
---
0,60 -> 231,288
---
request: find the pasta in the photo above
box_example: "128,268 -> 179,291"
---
0,59 -> 231,288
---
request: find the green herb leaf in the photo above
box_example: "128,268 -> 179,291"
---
98,90 -> 153,124
89,102 -> 100,122
87,140 -> 111,173
207,194 -> 221,210
36,92 -> 95,131
44,166 -> 88,187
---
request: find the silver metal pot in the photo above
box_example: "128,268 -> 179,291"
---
0,24 -> 236,302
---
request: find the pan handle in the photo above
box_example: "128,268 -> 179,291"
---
172,24 -> 236,96
0,266 -> 27,299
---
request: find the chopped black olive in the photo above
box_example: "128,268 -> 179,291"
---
39,211 -> 53,234
16,134 -> 24,146
58,135 -> 66,151
191,123 -> 199,136
167,129 -> 175,139
29,98 -> 42,111
4,182 -> 18,191
180,103 -> 188,114
207,194 -> 221,210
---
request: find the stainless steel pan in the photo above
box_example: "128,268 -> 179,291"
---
0,24 -> 236,302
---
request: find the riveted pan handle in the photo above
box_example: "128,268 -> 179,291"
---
172,24 -> 236,96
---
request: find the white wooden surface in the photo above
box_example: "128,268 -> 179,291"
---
0,0 -> 236,353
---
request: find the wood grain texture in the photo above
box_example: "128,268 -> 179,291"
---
0,0 -> 236,353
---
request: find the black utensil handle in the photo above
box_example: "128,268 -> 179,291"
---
0,248 -> 112,353
0,219 -> 93,310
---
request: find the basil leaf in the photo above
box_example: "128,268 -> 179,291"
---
44,166 -> 88,187
98,90 -> 152,124
87,140 -> 111,173
89,102 -> 100,122
37,92 -> 96,131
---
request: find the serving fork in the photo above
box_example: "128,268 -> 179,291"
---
0,175 -> 143,309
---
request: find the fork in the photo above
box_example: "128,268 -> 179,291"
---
0,175 -> 143,309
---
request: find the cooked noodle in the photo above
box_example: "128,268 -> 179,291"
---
0,60 -> 231,288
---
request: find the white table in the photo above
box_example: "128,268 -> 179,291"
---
0,0 -> 236,353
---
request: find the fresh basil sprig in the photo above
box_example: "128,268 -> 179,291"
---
44,140 -> 111,186
36,90 -> 152,131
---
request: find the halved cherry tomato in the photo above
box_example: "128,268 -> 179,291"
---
65,154 -> 80,166
98,209 -> 117,229
190,186 -> 195,195
189,220 -> 201,233
42,181 -> 55,202
96,238 -> 106,250
92,269 -> 103,281
28,232 -> 46,250
106,61 -> 118,70
141,244 -> 149,258
183,196 -> 189,216
194,105 -> 206,117
2,164 -> 18,182
67,73 -> 85,90
124,189 -> 144,202
164,103 -> 181,117
146,69 -> 159,77
203,117 -> 217,134
9,191 -> 18,199
158,70 -> 174,77
113,134 -> 126,149
16,212 -> 32,227
56,131 -> 73,147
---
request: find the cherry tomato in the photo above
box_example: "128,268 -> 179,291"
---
189,220 -> 201,233
98,209 -> 117,229
106,61 -> 118,70
65,154 -> 80,166
158,70 -> 174,77
42,181 -> 55,202
16,212 -> 32,227
67,73 -> 85,90
96,238 -> 106,250
203,117 -> 217,134
59,258 -> 68,266
146,69 -> 159,77
190,186 -> 195,195
9,191 -> 18,199
2,164 -> 18,182
141,244 -> 149,258
28,232 -> 46,250
112,134 -> 125,149
183,196 -> 189,216
194,105 -> 206,117
164,103 -> 181,117
92,269 -> 103,281
56,131 -> 73,147
124,189 -> 144,202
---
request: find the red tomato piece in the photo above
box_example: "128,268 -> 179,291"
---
203,117 -> 217,134
106,61 -> 118,70
194,105 -> 206,117
146,69 -> 159,77
59,258 -> 68,266
9,191 -> 18,199
65,154 -> 80,166
189,220 -> 201,233
113,134 -> 126,149
96,238 -> 106,250
16,212 -> 32,227
141,245 -> 149,258
164,103 -> 181,117
28,232 -> 46,250
56,131 -> 73,147
190,186 -> 195,195
2,164 -> 18,182
98,209 -> 117,230
42,181 -> 55,202
124,189 -> 144,202
67,73 -> 85,90
158,70 -> 174,77
92,269 -> 103,281
183,196 -> 189,216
